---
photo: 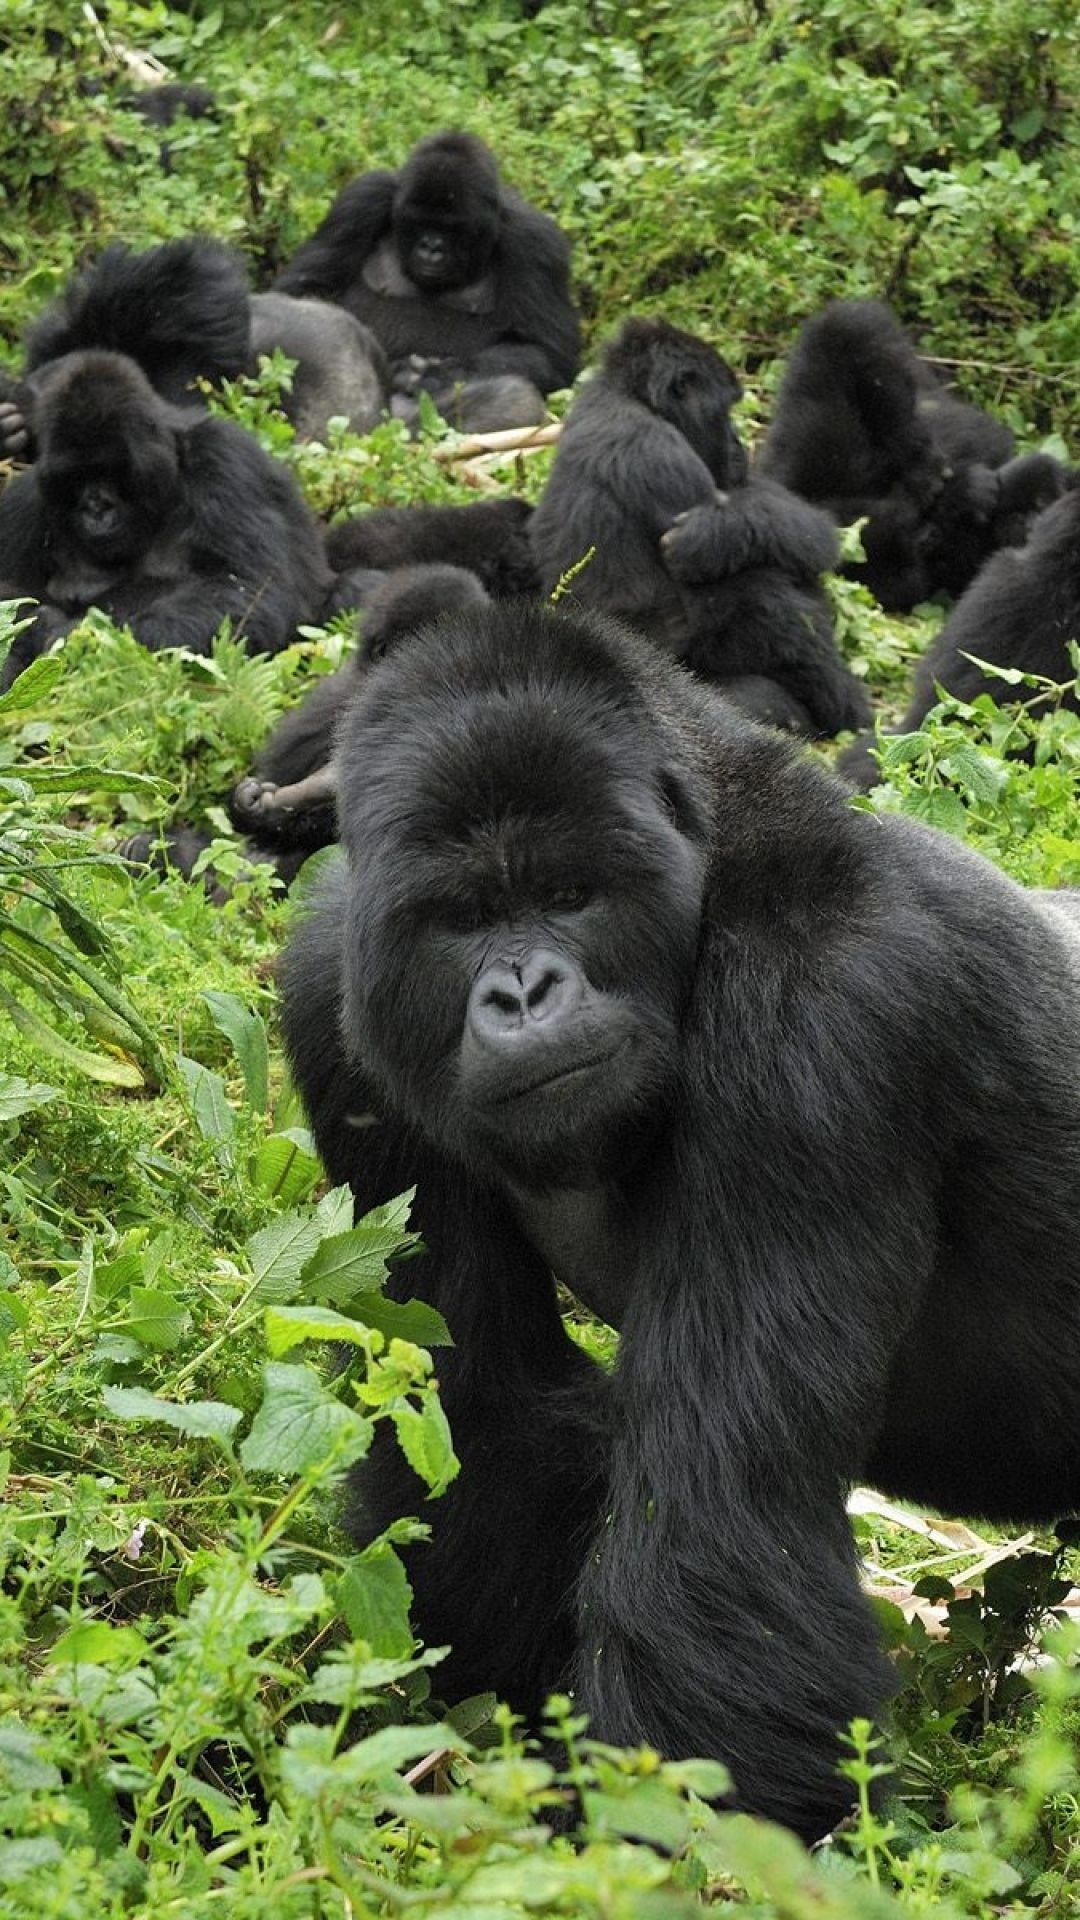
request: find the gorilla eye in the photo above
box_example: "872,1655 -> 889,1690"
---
547,885 -> 590,913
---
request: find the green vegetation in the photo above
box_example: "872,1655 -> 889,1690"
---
2,2 -> 1080,1914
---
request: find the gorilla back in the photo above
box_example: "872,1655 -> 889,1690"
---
282,601 -> 1080,1840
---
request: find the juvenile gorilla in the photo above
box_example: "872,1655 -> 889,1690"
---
0,351 -> 328,684
530,317 -> 868,736
276,131 -> 580,431
283,600 -> 1080,1839
840,485 -> 1080,788
758,299 -> 1072,610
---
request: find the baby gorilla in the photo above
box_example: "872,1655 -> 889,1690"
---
284,599 -> 1080,1840
530,317 -> 868,736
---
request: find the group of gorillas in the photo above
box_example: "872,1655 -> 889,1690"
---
6,124 -> 1080,1850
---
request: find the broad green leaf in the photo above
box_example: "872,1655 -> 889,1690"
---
0,649 -> 64,712
338,1543 -> 414,1657
240,1362 -> 372,1475
300,1222 -> 418,1305
252,1129 -> 322,1203
122,1286 -> 191,1352
264,1302 -> 380,1356
391,1397 -> 458,1496
0,1073 -> 58,1119
247,1210 -> 325,1303
316,1182 -> 356,1237
48,1621 -> 149,1666
203,990 -> 269,1113
0,1838 -> 64,1885
103,1385 -> 242,1451
350,1292 -> 451,1347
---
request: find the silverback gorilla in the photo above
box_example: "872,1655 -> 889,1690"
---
276,131 -> 580,431
282,600 -> 1080,1840
0,351 -> 328,683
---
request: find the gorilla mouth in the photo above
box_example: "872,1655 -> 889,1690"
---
494,1042 -> 626,1105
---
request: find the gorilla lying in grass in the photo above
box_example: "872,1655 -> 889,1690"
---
283,599 -> 1080,1840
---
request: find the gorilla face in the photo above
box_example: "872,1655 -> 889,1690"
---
605,318 -> 749,489
392,133 -> 502,293
337,606 -> 710,1188
36,351 -> 181,571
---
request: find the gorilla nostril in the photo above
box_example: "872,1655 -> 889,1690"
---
525,967 -> 565,1014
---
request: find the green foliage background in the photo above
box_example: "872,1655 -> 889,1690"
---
3,3 -> 1080,1916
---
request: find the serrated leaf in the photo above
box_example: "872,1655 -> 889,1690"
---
247,1210 -> 325,1303
0,649 -> 64,712
265,1303 -> 380,1356
338,1543 -> 414,1657
316,1183 -> 356,1236
351,1293 -> 451,1347
0,1838 -> 64,1885
300,1223 -> 415,1305
103,1385 -> 242,1450
203,991 -> 269,1114
121,1286 -> 191,1352
240,1362 -> 372,1475
304,1645 -> 444,1706
391,1397 -> 458,1496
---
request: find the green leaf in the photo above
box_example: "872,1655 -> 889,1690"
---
0,1073 -> 58,1119
265,1302 -> 379,1356
0,1722 -> 62,1791
0,649 -> 64,712
391,1396 -> 458,1496
351,1293 -> 451,1347
177,1055 -> 236,1147
103,1385 -> 242,1451
121,1286 -> 191,1352
0,984 -> 144,1085
240,1362 -> 372,1476
338,1543 -> 415,1657
48,1621 -> 149,1666
203,990 -> 269,1113
247,1210 -> 325,1303
252,1129 -> 322,1203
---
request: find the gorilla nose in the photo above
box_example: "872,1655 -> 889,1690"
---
468,950 -> 583,1045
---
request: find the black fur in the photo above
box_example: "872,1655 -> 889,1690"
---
229,564 -> 492,861
0,351 -> 329,685
530,317 -> 868,736
282,598 -> 1080,1840
325,496 -> 538,609
758,299 -> 1072,610
840,484 -> 1080,787
275,131 -> 580,430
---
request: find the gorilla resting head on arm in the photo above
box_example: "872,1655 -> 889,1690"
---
275,130 -> 581,432
0,350 -> 329,685
530,317 -> 868,736
282,598 -> 1080,1839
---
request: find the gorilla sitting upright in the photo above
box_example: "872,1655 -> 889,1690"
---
0,351 -> 329,685
282,597 -> 1080,1842
758,299 -> 1073,611
275,130 -> 581,432
530,317 -> 868,736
